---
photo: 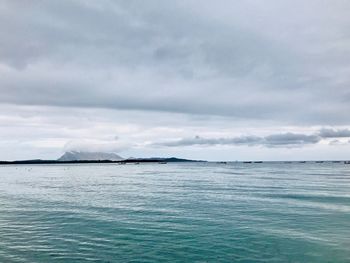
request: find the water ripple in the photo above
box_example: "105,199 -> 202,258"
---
0,163 -> 350,262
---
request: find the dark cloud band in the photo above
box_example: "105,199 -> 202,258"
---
156,128 -> 350,148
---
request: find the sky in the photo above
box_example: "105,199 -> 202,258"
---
1,0 -> 350,161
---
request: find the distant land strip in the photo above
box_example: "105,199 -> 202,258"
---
0,157 -> 203,165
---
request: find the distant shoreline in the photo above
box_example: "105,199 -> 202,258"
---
1,159 -> 349,165
0,158 -> 203,165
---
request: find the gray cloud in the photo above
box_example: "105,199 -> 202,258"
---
155,127 -> 350,148
159,135 -> 262,147
264,133 -> 320,147
156,132 -> 321,148
1,1 -> 350,161
155,126 -> 350,148
0,1 -> 350,124
318,128 -> 350,138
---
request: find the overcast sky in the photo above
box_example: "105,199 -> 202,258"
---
1,0 -> 350,161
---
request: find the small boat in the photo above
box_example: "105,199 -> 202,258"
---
158,162 -> 167,164
217,161 -> 227,164
243,161 -> 252,164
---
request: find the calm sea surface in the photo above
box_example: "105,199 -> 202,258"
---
0,162 -> 350,262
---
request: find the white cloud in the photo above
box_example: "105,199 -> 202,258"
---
64,139 -> 129,153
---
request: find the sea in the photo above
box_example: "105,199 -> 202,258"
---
0,162 -> 349,262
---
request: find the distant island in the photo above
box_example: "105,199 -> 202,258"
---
0,151 -> 203,165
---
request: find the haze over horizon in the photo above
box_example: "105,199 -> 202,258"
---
1,0 -> 350,161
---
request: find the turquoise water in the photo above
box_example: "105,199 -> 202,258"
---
0,162 -> 350,262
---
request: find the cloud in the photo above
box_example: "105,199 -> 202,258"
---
1,1 -> 350,161
155,127 -> 350,148
0,1 -> 350,124
318,128 -> 350,138
329,139 -> 341,146
328,139 -> 350,146
156,132 -> 321,148
264,133 -> 321,147
64,139 -> 128,153
158,135 -> 262,147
